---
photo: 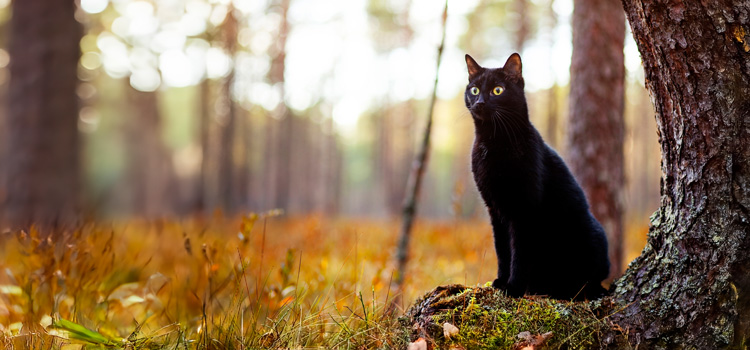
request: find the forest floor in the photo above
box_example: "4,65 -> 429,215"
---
0,214 -> 647,349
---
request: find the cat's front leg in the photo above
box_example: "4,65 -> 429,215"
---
490,211 -> 511,290
505,223 -> 531,298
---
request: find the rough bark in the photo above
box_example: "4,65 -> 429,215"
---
611,1 -> 750,348
568,0 -> 626,279
3,0 -> 82,227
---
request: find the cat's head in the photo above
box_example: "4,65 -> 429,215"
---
464,53 -> 526,122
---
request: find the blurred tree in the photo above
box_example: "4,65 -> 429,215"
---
266,0 -> 293,212
321,118 -> 342,215
625,81 -> 659,220
217,5 -> 240,214
459,0 -> 501,58
609,1 -> 750,347
394,0 -> 448,306
367,0 -> 415,216
197,76 -> 212,213
124,84 -> 176,217
543,0 -> 560,149
2,0 -> 82,227
567,0 -> 625,278
513,0 -> 530,52
0,8 -> 9,218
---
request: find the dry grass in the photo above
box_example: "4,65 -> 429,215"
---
0,214 -> 647,349
0,214 -> 502,349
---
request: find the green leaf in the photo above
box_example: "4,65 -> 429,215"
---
51,318 -> 117,346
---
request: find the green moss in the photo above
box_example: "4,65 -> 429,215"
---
403,285 -> 612,350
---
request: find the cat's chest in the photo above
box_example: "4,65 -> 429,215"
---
471,141 -> 539,207
471,143 -> 515,189
471,142 -> 515,174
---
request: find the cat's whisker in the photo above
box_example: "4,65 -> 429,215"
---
492,112 -> 499,139
494,111 -> 518,151
455,109 -> 472,124
493,110 -> 517,143
496,110 -> 527,149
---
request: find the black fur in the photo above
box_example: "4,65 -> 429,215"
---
465,53 -> 609,300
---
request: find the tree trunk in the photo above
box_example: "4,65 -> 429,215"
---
545,83 -> 559,149
197,78 -> 211,213
124,85 -> 175,218
611,1 -> 750,348
217,6 -> 239,215
567,0 -> 626,279
268,0 -> 292,212
513,0 -> 530,52
3,0 -> 82,227
393,0 -> 448,302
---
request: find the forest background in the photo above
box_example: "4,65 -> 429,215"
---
0,0 -> 659,235
0,0 -> 661,347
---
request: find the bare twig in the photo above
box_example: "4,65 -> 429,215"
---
391,0 -> 449,311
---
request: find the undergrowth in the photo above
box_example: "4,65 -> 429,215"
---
0,215 -> 493,349
403,284 -> 616,349
0,215 -> 636,349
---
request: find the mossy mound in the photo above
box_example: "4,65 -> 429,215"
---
401,284 -> 618,349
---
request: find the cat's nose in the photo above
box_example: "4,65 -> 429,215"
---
471,101 -> 485,114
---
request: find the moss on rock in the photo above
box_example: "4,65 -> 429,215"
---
400,284 -> 619,349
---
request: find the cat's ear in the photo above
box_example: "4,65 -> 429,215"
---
465,54 -> 483,80
503,53 -> 523,84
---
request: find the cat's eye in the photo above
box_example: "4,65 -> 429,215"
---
492,86 -> 504,95
470,87 -> 479,95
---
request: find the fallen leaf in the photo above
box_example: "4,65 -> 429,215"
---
514,331 -> 553,350
408,337 -> 427,350
443,322 -> 459,339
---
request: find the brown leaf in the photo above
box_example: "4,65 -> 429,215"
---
408,337 -> 427,350
513,331 -> 553,350
443,322 -> 459,339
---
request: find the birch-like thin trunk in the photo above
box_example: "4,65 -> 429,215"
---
393,0 -> 449,303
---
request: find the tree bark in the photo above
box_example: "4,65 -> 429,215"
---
568,0 -> 626,279
3,0 -> 82,227
611,1 -> 750,348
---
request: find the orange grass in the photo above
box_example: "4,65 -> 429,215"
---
0,214 -> 648,349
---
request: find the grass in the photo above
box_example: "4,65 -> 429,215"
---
0,214 -> 644,349
0,215 -> 501,349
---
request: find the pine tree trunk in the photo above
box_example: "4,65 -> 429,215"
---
217,6 -> 239,215
197,78 -> 211,213
611,1 -> 750,347
268,0 -> 292,212
568,0 -> 626,279
3,0 -> 82,227
124,85 -> 175,218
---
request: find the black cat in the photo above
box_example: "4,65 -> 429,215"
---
464,53 -> 609,300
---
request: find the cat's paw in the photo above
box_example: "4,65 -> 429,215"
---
491,278 -> 507,290
504,279 -> 526,298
